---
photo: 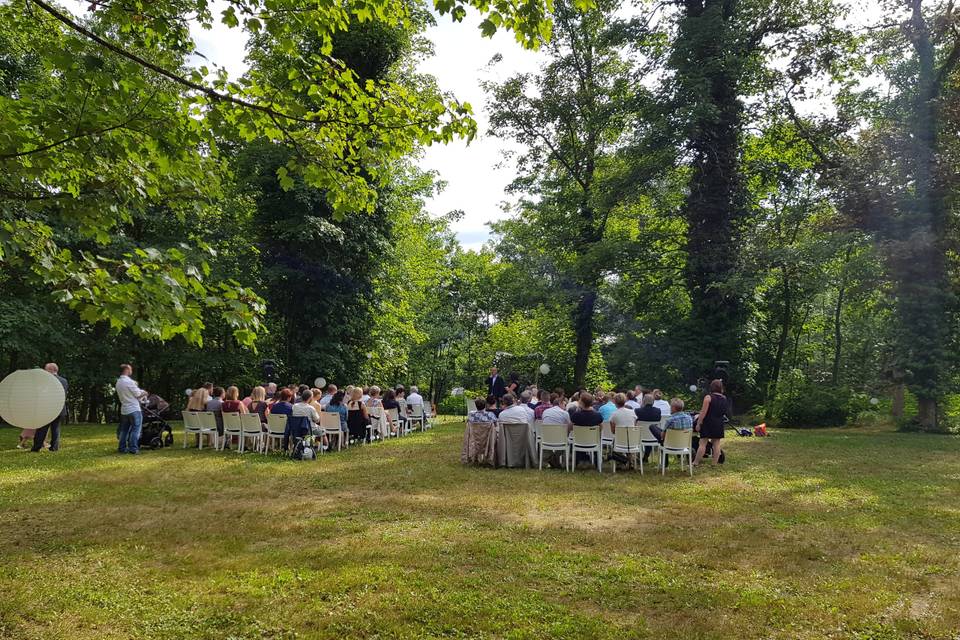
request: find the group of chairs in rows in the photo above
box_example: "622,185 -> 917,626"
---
505,417 -> 694,475
181,403 -> 433,455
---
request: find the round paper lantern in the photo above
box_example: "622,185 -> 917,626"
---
184,388 -> 193,398
870,397 -> 879,406
689,384 -> 698,392
314,377 -> 326,388
0,369 -> 66,430
539,363 -> 551,375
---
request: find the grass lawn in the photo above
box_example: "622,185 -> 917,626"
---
1,419 -> 959,639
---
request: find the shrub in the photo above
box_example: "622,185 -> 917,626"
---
437,389 -> 486,416
771,371 -> 850,428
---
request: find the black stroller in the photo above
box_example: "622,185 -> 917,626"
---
139,394 -> 175,450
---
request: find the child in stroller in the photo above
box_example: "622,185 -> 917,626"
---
139,393 -> 174,450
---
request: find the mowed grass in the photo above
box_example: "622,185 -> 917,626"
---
1,420 -> 959,639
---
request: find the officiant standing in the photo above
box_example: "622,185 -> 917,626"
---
486,366 -> 507,400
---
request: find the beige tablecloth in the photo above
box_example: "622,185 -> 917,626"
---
496,422 -> 535,469
461,421 -> 497,466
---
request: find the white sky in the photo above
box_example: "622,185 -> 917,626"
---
188,9 -> 543,251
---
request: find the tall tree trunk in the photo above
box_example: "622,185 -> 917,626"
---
674,0 -> 748,372
891,382 -> 905,419
894,0 -> 954,431
572,288 -> 597,388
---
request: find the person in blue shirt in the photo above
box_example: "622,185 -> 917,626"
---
598,392 -> 617,422
325,390 -> 348,434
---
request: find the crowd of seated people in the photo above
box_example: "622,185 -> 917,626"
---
183,380 -> 435,452
467,379 -> 730,469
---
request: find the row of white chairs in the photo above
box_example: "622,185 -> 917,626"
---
496,417 -> 693,475
182,403 -> 434,455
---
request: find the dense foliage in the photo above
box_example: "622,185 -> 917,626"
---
1,0 -> 959,431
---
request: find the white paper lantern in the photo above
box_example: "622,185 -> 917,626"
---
184,388 -> 193,398
0,369 -> 66,430
689,384 -> 698,392
539,363 -> 551,375
314,377 -> 326,388
870,397 -> 879,406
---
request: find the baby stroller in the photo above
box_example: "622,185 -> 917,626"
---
139,394 -> 174,450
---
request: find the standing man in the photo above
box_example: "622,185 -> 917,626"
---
486,366 -> 507,400
116,364 -> 147,454
32,363 -> 68,452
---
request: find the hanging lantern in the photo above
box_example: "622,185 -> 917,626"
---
539,363 -> 551,375
0,369 -> 66,430
314,377 -> 326,388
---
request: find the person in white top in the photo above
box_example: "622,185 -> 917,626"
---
406,386 -> 423,407
115,364 -> 147,454
497,394 -> 530,423
624,390 -> 641,410
288,389 -> 321,450
609,393 -> 637,433
541,403 -> 572,427
652,389 -> 671,417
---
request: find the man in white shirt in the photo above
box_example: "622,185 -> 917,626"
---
406,386 -> 423,407
115,364 -> 147,454
518,390 -> 536,422
652,389 -> 672,417
319,384 -> 337,407
497,394 -> 530,424
541,403 -> 572,427
287,389 -> 321,450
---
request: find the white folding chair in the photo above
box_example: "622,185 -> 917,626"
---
538,423 -> 569,470
637,420 -> 661,464
385,408 -> 401,437
533,420 -> 544,453
221,412 -> 242,451
367,405 -> 384,442
612,425 -> 644,473
571,425 -> 602,473
422,401 -> 434,429
197,411 -> 220,450
661,429 -> 694,476
600,420 -> 614,452
409,403 -> 426,431
239,413 -> 264,453
320,412 -> 345,451
182,411 -> 201,448
264,413 -> 288,453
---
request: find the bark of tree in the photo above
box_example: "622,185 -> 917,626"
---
831,246 -> 851,385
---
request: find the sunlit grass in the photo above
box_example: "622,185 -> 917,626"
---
1,419 -> 958,639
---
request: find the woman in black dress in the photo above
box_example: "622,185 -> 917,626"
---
346,387 -> 370,443
693,379 -> 729,466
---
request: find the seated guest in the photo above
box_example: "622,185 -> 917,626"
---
533,390 -> 553,419
497,394 -> 530,423
325,390 -> 348,435
265,382 -> 278,400
366,386 -> 383,408
362,387 -> 371,403
609,393 -> 636,433
634,393 -> 662,423
248,386 -> 269,427
468,398 -> 498,423
652,389 -> 671,417
525,386 -> 539,409
186,387 -> 210,412
346,387 -> 370,442
285,389 -> 321,450
381,388 -> 404,434
624,390 -> 641,410
484,395 -> 501,417
570,393 -> 603,467
267,388 -> 294,417
598,392 -> 617,421
541,395 -> 571,427
221,385 -> 248,414
407,385 -> 424,412
647,397 -> 693,466
207,386 -> 225,435
567,392 -> 581,417
518,390 -> 535,421
320,384 -> 337,407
